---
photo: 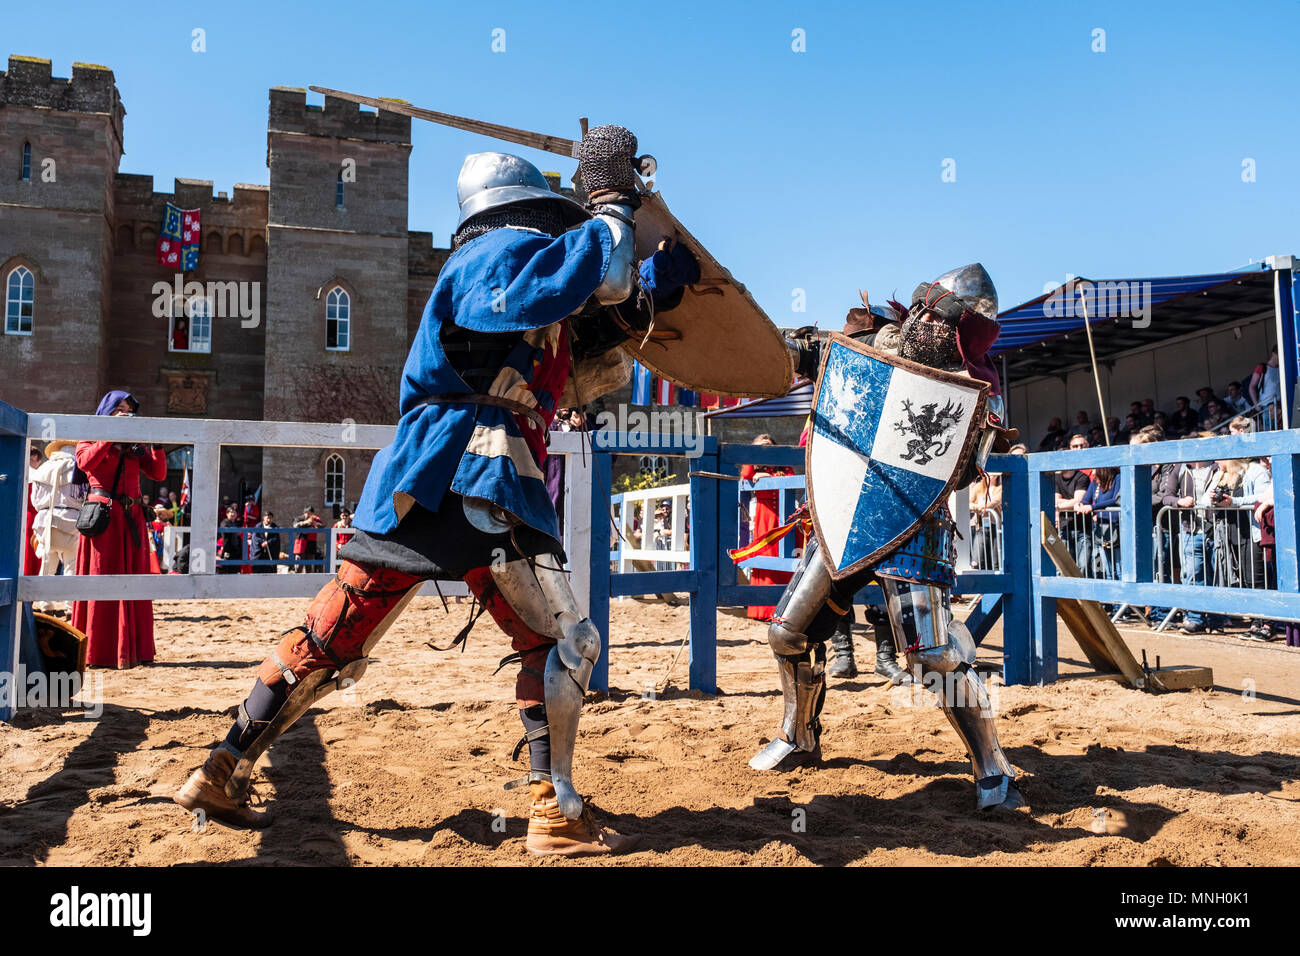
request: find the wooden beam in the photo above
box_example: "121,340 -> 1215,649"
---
1040,513 -> 1147,688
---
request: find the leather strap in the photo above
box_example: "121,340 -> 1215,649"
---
503,769 -> 551,791
511,724 -> 551,761
416,393 -> 547,436
89,492 -> 143,507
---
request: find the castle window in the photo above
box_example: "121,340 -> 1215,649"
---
5,266 -> 34,335
20,142 -> 31,182
336,169 -> 345,208
326,287 -> 350,351
170,296 -> 212,353
324,454 -> 345,506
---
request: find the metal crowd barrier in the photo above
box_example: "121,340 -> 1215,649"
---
1025,429 -> 1300,682
970,509 -> 1005,572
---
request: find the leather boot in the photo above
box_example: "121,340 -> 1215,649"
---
827,617 -> 858,678
174,747 -> 270,829
525,781 -> 641,857
873,629 -> 912,685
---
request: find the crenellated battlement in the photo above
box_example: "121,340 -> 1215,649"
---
1,56 -> 124,128
113,174 -> 270,215
267,86 -> 410,144
408,231 -> 451,275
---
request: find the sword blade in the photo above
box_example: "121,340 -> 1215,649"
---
308,86 -> 580,158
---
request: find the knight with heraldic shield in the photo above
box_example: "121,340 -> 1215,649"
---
750,264 -> 1029,812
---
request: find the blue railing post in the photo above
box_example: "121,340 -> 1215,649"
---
1273,453 -> 1300,592
589,449 -> 613,693
0,401 -> 26,722
997,456 -> 1031,683
1121,464 -> 1154,583
1277,266 -> 1298,428
1025,468 -> 1058,684
688,438 -> 720,693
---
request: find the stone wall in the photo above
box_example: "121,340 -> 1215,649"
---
0,57 -> 122,417
260,88 -> 413,515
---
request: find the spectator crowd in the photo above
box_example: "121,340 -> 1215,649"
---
972,412 -> 1293,645
1035,352 -> 1281,454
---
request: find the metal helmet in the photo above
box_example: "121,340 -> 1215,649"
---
931,262 -> 998,322
455,152 -> 589,228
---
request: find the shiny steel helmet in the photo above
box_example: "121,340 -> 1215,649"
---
931,262 -> 998,322
455,152 -> 589,228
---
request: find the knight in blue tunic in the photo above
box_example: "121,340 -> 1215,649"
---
175,128 -> 699,855
750,264 -> 1029,812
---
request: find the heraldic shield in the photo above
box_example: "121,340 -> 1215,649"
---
806,334 -> 988,580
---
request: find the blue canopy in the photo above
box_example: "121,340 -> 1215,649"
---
994,267 -> 1277,378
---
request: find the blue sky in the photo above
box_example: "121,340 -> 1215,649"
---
12,0 -> 1299,321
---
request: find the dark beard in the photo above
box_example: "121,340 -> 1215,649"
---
899,315 -> 959,368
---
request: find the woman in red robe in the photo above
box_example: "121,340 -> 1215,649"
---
72,390 -> 168,668
743,435 -> 795,621
25,447 -> 43,575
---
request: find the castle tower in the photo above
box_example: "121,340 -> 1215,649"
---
260,88 -> 413,518
0,56 -> 124,414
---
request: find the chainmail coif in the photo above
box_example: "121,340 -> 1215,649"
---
453,201 -> 567,250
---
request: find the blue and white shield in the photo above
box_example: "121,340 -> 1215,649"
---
806,334 -> 988,579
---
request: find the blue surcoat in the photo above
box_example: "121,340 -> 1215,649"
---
353,220 -> 612,543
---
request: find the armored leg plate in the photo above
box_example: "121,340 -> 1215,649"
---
750,649 -> 825,771
226,667 -> 343,803
544,645 -> 586,820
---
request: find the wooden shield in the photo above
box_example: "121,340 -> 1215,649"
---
805,335 -> 988,580
33,612 -> 88,677
625,190 -> 794,399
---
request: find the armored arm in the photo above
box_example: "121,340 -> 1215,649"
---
786,326 -> 828,382
579,125 -> 640,305
591,205 -> 636,304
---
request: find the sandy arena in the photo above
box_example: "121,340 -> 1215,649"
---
1,597 -> 1297,866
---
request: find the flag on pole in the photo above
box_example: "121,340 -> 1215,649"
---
631,361 -> 652,405
156,203 -> 202,270
180,465 -> 190,509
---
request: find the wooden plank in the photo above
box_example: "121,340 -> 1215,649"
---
1067,665 -> 1213,691
1040,576 -> 1300,619
1054,595 -> 1119,672
1040,513 -> 1146,688
26,413 -> 398,449
1146,665 -> 1215,691
309,86 -> 582,159
19,573 -> 467,601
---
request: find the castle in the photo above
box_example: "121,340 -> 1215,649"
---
0,55 -> 458,513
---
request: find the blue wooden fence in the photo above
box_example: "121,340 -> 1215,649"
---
4,411 -> 1296,717
585,429 -> 1298,693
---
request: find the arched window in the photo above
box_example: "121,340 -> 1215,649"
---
326,287 -> 350,350
324,454 -> 345,506
336,169 -> 345,208
5,266 -> 34,334
21,142 -> 32,182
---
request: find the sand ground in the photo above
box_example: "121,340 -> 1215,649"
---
1,596 -> 1297,866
